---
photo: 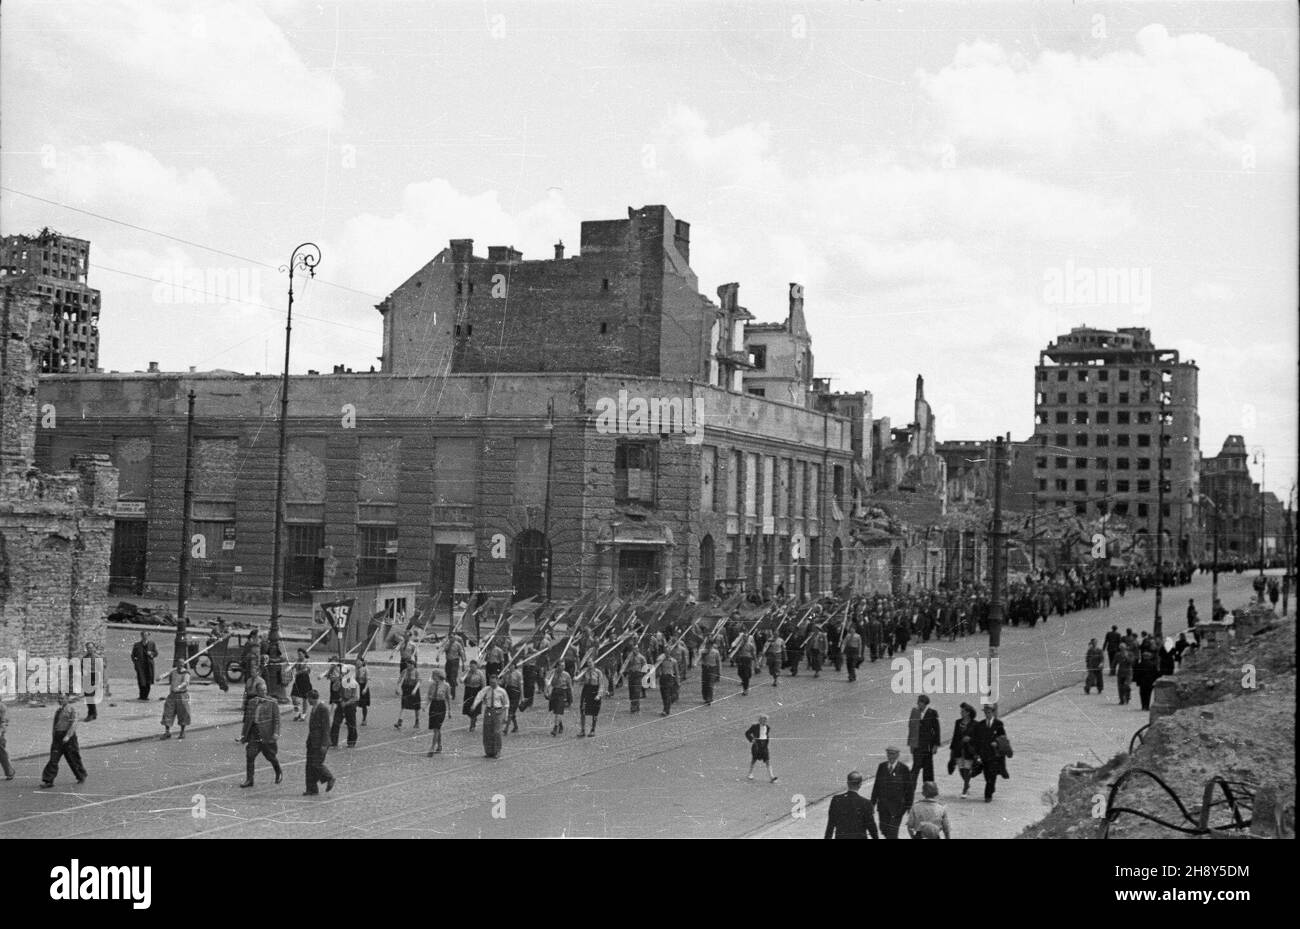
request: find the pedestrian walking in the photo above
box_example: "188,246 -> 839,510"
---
289,648 -> 312,720
763,633 -> 785,687
1084,639 -> 1104,694
972,704 -> 1008,803
444,635 -> 466,699
1115,643 -> 1134,705
355,656 -> 371,726
546,663 -> 572,735
1103,625 -> 1121,675
907,694 -> 941,787
0,700 -> 15,780
393,663 -> 422,729
483,638 -> 505,680
870,746 -> 913,838
698,638 -> 720,705
39,693 -> 87,788
131,631 -> 158,701
471,672 -> 510,758
656,651 -> 679,717
947,703 -> 978,796
303,690 -> 335,795
906,782 -> 951,839
426,668 -> 452,755
462,661 -> 486,731
81,643 -> 99,721
806,626 -> 827,678
239,679 -> 282,788
1134,647 -> 1158,711
331,664 -> 360,747
576,659 -> 607,738
733,632 -> 755,694
160,658 -> 191,739
625,645 -> 646,712
744,714 -> 777,783
502,664 -> 523,734
842,627 -> 862,682
824,771 -> 877,839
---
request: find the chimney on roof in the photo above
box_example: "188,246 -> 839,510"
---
189,366 -> 196,373
148,361 -> 159,373
717,282 -> 739,313
554,240 -> 565,260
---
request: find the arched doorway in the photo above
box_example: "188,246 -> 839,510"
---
831,538 -> 843,591
699,534 -> 716,601
513,529 -> 549,602
890,546 -> 903,595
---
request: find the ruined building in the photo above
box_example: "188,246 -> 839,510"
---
0,229 -> 101,373
1,277 -> 117,664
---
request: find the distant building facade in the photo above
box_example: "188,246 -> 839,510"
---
1032,326 -> 1200,558
0,229 -> 101,373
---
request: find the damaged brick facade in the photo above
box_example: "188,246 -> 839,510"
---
1,278 -> 117,665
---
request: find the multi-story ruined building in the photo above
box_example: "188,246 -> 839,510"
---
1032,326 -> 1200,558
38,206 -> 863,607
1199,435 -> 1263,564
1,277 -> 117,664
742,284 -> 813,405
0,229 -> 101,373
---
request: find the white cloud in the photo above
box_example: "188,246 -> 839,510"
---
16,0 -> 344,128
919,25 -> 1299,165
41,143 -> 231,228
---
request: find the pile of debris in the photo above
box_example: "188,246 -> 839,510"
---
1020,602 -> 1296,839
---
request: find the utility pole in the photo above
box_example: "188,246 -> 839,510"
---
268,242 -> 320,704
177,390 -> 197,623
986,435 -> 1005,705
1254,449 -> 1266,582
1029,491 -> 1038,578
541,396 -> 555,599
1153,379 -> 1168,641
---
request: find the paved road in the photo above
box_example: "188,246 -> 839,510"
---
0,572 -> 1263,838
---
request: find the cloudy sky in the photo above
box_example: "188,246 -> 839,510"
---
3,0 -> 1296,496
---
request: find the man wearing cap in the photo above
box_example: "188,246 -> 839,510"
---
471,672 -> 510,758
304,690 -> 335,795
824,771 -> 877,839
239,679 -> 282,788
870,746 -> 913,839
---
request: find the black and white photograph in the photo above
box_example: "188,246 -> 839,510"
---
0,0 -> 1294,896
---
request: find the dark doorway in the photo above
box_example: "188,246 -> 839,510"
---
285,524 -> 325,601
617,548 -> 660,596
513,529 -> 549,602
698,535 -> 715,601
110,520 -> 147,595
832,538 -> 844,591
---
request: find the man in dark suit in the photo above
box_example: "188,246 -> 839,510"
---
824,770 -> 877,839
870,746 -> 913,839
304,690 -> 336,796
972,703 -> 1008,802
907,695 -> 942,787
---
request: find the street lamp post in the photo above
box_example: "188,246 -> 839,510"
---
986,436 -> 1006,705
1153,380 -> 1169,641
268,242 -> 321,704
1252,448 -> 1266,582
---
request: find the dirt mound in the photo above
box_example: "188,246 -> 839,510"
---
1020,606 -> 1296,840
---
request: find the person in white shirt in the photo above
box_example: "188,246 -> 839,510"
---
744,714 -> 777,782
471,673 -> 510,758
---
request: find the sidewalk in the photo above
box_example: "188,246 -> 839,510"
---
758,681 -> 1147,839
3,676 -> 256,761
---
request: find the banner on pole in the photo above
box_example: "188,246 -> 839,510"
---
321,598 -> 356,633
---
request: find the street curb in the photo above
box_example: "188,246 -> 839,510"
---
9,701 -> 295,763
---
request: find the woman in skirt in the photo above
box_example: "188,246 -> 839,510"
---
461,660 -> 486,732
948,703 -> 978,796
290,648 -> 312,720
426,668 -> 451,755
546,662 -> 572,736
394,664 -> 421,729
355,656 -> 371,726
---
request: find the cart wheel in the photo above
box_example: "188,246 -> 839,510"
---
192,654 -> 213,679
225,659 -> 244,683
